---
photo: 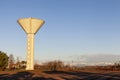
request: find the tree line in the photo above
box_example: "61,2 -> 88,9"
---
0,51 -> 26,71
1,50 -> 120,71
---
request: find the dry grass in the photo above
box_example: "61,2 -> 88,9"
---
0,70 -> 120,80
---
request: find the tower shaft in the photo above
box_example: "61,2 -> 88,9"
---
26,34 -> 34,70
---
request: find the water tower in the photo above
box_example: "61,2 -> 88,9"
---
17,17 -> 45,70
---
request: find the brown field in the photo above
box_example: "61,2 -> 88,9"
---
0,70 -> 120,80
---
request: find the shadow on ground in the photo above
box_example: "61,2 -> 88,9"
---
44,71 -> 120,80
0,71 -> 55,80
0,71 -> 120,80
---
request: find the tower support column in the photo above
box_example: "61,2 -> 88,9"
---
26,33 -> 34,70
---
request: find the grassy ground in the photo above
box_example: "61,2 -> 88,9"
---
0,70 -> 120,80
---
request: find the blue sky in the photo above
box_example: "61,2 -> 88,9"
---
0,0 -> 120,64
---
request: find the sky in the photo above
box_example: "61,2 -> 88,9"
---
0,0 -> 120,65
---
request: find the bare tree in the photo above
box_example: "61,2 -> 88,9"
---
8,54 -> 15,69
44,60 -> 64,71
